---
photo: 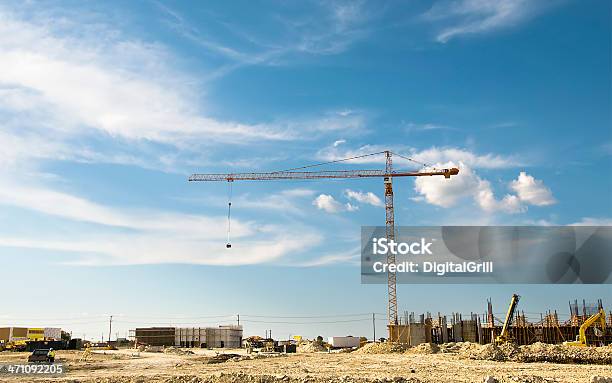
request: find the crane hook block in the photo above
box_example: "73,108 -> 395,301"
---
226,243 -> 232,248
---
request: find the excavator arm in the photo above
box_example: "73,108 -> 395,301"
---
564,308 -> 606,347
495,294 -> 520,344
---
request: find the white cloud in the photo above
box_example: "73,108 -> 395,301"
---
333,139 -> 346,147
296,247 -> 360,267
0,178 -> 252,239
313,194 -> 344,213
234,188 -> 316,215
570,217 -> 612,226
0,7 -> 373,175
0,179 -> 323,265
344,189 -> 383,207
412,147 -> 518,169
405,122 -> 455,132
476,179 -> 525,213
156,0 -> 372,73
316,145 -> 518,169
0,232 -> 321,266
414,161 -> 479,208
0,14 -> 289,145
414,162 -> 555,214
312,194 -> 358,213
424,0 -> 538,43
510,171 -> 556,206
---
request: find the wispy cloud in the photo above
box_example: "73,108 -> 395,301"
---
405,122 -> 457,132
570,217 -> 612,226
0,178 -> 323,265
0,7 -> 373,174
344,189 -> 383,207
156,0 -> 374,77
423,0 -> 551,43
296,247 -> 361,267
316,144 -> 519,169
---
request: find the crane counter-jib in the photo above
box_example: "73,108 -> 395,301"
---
188,168 -> 459,182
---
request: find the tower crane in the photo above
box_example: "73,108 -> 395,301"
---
189,150 -> 459,328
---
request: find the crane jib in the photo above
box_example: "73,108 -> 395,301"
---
188,168 -> 459,182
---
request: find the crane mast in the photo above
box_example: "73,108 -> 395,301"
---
384,151 -> 398,325
189,151 -> 459,330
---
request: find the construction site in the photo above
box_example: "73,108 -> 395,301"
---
1,152 -> 611,382
2,0 -> 611,381
1,293 -> 610,383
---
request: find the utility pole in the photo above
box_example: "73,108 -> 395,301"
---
372,313 -> 376,342
237,314 -> 240,326
108,315 -> 113,343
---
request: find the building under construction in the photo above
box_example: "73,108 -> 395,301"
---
388,298 -> 611,346
132,325 -> 242,348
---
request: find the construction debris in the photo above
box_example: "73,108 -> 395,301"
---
462,341 -> 612,364
164,347 -> 195,356
354,342 -> 410,354
406,343 -> 440,355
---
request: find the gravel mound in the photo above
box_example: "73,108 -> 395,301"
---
164,347 -> 195,355
406,343 -> 439,355
87,373 -> 423,383
354,342 -> 410,354
464,342 -> 612,364
517,342 -> 612,364
439,342 -> 481,355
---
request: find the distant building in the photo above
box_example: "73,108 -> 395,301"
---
133,327 -> 175,346
134,325 -> 242,348
0,327 -> 62,342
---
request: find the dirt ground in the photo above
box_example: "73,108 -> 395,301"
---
0,348 -> 609,383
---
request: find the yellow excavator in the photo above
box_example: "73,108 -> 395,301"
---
495,294 -> 520,344
563,308 -> 606,347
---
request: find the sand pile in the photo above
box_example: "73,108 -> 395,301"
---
439,342 -> 481,355
354,342 -> 410,354
297,341 -> 327,353
406,343 -> 439,355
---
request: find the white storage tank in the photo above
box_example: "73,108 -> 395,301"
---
328,336 -> 360,348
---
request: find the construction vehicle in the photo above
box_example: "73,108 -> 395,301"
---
563,308 -> 606,347
495,294 -> 520,344
27,348 -> 54,363
190,150 -> 459,330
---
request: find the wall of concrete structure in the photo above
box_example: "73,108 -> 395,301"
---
175,326 -> 243,348
387,323 -> 427,345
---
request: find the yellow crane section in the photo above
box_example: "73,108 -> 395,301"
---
495,294 -> 520,344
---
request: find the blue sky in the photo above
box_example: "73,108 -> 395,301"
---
0,0 -> 610,340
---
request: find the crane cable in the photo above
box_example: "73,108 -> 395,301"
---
277,151 -> 387,172
390,151 -> 438,171
277,151 -> 435,173
226,181 -> 233,248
